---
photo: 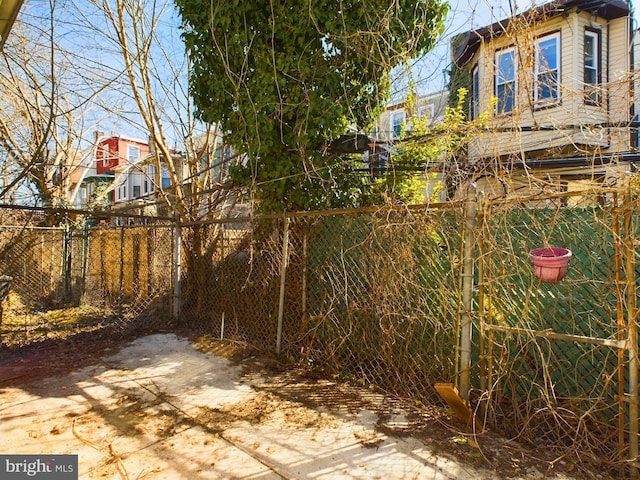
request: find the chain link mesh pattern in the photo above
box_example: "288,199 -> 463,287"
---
178,219 -> 283,347
0,224 -> 175,345
478,197 -> 638,464
297,208 -> 463,401
0,187 -> 637,470
177,207 -> 465,407
0,226 -> 67,311
82,226 -> 174,323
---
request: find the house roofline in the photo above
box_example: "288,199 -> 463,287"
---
99,135 -> 150,146
453,0 -> 630,68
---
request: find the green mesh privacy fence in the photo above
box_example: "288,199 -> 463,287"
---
477,198 -> 638,466
299,208 -> 463,398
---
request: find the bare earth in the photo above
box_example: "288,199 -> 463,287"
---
0,333 -> 602,479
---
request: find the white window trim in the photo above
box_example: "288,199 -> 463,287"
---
131,172 -> 142,199
495,47 -> 517,115
116,179 -> 127,202
160,165 -> 172,190
534,32 -> 560,107
391,109 -> 405,139
418,104 -> 435,122
471,64 -> 480,120
101,147 -> 109,167
127,145 -> 141,163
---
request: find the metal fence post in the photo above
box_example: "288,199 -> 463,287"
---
118,227 -> 125,317
63,224 -> 72,304
459,184 -> 478,401
302,230 -> 308,322
624,180 -> 639,478
172,222 -> 182,319
276,217 -> 290,355
80,223 -> 89,304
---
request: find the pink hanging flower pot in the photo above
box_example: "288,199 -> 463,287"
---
528,247 -> 572,283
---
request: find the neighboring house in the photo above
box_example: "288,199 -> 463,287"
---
68,130 -> 248,221
452,0 -> 636,202
68,133 -> 150,209
96,135 -> 150,176
111,151 -> 182,223
372,89 -> 449,142
66,147 -> 104,209
110,130 -> 246,223
368,89 -> 450,201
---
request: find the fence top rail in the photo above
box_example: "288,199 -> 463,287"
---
0,225 -> 65,231
177,200 -> 467,228
88,224 -> 174,231
0,203 -> 175,222
482,186 -> 630,209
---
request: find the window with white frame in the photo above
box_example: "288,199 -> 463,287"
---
101,147 -> 109,167
116,180 -> 127,202
471,64 -> 480,120
127,145 -> 141,162
161,166 -> 171,189
534,32 -> 560,106
495,47 -> 516,114
131,172 -> 142,198
391,109 -> 405,138
143,165 -> 154,195
418,104 -> 435,123
584,29 -> 600,105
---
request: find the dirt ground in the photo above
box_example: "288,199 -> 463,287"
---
0,333 -> 611,479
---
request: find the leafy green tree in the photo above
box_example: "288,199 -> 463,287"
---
176,0 -> 448,213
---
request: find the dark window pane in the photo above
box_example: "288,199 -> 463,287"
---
537,71 -> 558,100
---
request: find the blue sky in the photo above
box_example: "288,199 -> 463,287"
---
15,0 -> 639,140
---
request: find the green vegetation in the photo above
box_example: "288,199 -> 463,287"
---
176,0 -> 448,212
365,88 -> 492,205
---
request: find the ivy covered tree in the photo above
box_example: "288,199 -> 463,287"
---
176,0 -> 448,213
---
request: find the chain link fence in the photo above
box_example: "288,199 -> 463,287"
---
0,222 -> 175,347
177,206 -> 464,407
477,189 -> 639,469
0,185 -> 637,473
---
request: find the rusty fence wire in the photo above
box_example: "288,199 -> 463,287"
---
175,189 -> 638,473
0,184 -> 637,473
477,188 -> 639,471
0,223 -> 175,347
177,205 -> 464,407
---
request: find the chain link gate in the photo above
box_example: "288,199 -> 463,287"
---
475,186 -> 639,477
